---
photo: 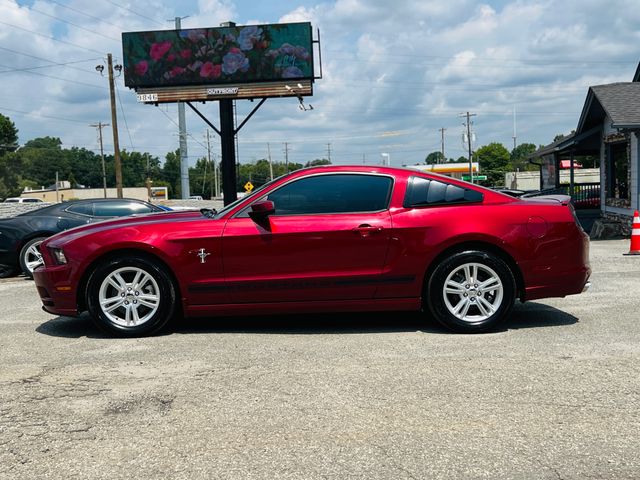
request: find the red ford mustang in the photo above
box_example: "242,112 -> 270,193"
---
33,166 -> 591,337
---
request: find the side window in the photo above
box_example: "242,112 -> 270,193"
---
263,174 -> 393,216
404,176 -> 483,207
65,203 -> 94,216
93,201 -> 153,217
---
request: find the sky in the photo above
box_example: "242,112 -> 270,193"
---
1,0 -> 639,169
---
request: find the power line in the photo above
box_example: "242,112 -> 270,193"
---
0,19 -> 104,55
18,3 -> 120,42
115,80 -> 135,151
104,0 -> 166,27
47,0 -> 129,31
0,48 -> 102,74
156,106 -> 209,152
0,61 -> 104,90
0,105 -> 90,124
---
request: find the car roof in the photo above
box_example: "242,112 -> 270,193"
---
17,197 -> 156,216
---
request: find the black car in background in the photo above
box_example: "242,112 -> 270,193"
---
0,198 -> 164,278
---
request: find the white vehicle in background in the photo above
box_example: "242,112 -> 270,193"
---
3,197 -> 43,203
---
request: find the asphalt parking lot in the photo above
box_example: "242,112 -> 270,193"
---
1,239 -> 638,480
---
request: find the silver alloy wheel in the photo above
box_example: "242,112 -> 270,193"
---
24,240 -> 44,273
98,266 -> 160,327
442,262 -> 504,323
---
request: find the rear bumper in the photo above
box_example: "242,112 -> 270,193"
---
522,229 -> 591,301
33,265 -> 80,317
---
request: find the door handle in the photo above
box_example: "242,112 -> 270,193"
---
352,224 -> 384,236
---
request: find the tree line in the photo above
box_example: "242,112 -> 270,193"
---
3,111 -> 594,199
0,113 -> 332,200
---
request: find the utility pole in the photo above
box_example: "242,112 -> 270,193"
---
512,106 -> 517,151
201,132 -> 209,196
283,142 -> 289,172
439,127 -> 446,163
327,143 -> 332,162
206,130 -> 219,198
267,143 -> 274,180
89,122 -> 109,198
175,16 -> 190,199
459,111 -> 476,183
106,54 -> 123,197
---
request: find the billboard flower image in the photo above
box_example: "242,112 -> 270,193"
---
150,41 -> 172,61
238,25 -> 263,51
200,62 -> 221,79
134,61 -> 148,76
222,48 -> 250,75
123,22 -> 313,88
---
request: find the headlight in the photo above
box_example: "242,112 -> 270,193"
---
50,247 -> 67,265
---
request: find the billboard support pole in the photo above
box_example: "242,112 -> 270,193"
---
220,99 -> 237,205
175,17 -> 190,200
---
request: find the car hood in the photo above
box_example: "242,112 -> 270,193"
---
45,210 -> 205,246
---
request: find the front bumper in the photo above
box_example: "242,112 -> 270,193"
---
33,265 -> 80,317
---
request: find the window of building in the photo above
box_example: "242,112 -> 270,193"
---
605,141 -> 630,207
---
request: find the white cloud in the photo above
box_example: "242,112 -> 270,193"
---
0,0 -> 638,168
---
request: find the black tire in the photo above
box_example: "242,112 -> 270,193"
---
86,256 -> 177,337
19,236 -> 47,279
0,264 -> 18,279
426,250 -> 516,333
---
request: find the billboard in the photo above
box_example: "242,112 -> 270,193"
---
122,22 -> 313,89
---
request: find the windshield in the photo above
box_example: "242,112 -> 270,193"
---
214,173 -> 289,218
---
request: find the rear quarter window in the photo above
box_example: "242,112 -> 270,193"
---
404,176 -> 483,208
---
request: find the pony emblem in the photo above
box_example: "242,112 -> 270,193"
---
196,248 -> 210,264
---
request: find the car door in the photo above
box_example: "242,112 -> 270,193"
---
222,173 -> 394,304
58,202 -> 95,230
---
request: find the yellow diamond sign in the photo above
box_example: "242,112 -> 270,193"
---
244,181 -> 254,192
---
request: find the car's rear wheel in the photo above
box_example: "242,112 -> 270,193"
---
19,237 -> 47,279
427,250 -> 516,333
86,256 -> 176,337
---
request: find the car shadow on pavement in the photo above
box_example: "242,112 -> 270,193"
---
506,301 -> 578,330
36,302 -> 577,339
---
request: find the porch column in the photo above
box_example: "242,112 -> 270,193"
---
570,150 -> 575,195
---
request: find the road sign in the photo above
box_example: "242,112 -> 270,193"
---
462,175 -> 488,181
244,181 -> 254,192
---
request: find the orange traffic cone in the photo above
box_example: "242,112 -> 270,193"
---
625,210 -> 640,256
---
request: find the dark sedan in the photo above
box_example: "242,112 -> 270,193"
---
0,198 -> 164,278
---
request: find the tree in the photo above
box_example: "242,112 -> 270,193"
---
425,151 -> 445,164
510,143 -> 538,172
305,158 -> 331,167
19,137 -> 68,187
0,152 -> 23,199
474,142 -> 511,186
161,150 -> 181,198
120,150 -> 161,188
0,113 -> 18,156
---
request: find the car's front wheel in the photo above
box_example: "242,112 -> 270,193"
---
427,250 -> 516,333
19,237 -> 47,279
86,256 -> 177,337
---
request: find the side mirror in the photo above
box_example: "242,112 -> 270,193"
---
249,200 -> 275,221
